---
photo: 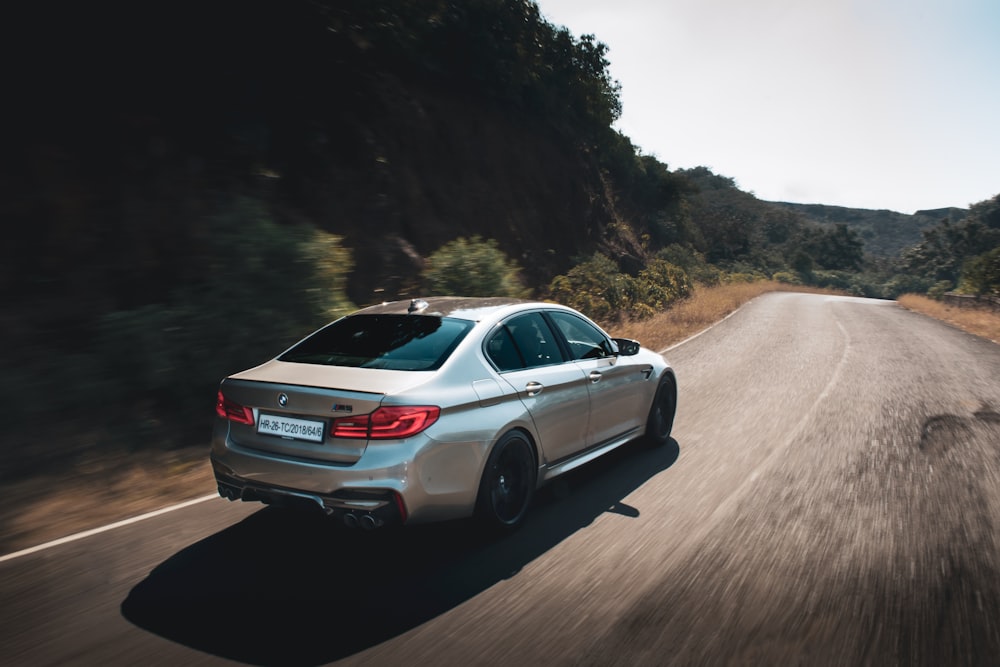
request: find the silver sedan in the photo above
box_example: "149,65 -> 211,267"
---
211,297 -> 676,531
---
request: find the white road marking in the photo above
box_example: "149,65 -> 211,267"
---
0,493 -> 218,564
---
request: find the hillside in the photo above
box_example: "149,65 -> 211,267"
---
3,0 -> 629,315
768,202 -> 968,257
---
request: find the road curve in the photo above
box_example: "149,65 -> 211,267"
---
2,292 -> 1000,666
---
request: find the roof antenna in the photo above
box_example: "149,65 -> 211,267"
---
408,299 -> 429,314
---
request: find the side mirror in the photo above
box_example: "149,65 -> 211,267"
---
612,338 -> 641,356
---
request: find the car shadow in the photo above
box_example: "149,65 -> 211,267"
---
121,437 -> 679,666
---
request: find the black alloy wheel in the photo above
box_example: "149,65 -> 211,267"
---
477,431 -> 536,531
645,373 -> 677,446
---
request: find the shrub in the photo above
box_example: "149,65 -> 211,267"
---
638,258 -> 693,308
928,280 -> 953,300
958,247 -> 1000,296
93,200 -> 355,441
656,244 -> 721,286
549,253 -> 691,322
548,253 -> 624,321
772,271 -> 801,285
880,274 -> 934,299
422,236 -> 529,298
809,270 -> 853,291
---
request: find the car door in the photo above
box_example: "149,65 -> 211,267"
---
485,312 -> 591,464
545,310 -> 652,447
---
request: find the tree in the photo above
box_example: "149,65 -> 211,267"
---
806,223 -> 864,271
901,193 -> 1000,283
959,247 -> 1000,296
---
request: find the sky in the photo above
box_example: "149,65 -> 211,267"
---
535,0 -> 1000,214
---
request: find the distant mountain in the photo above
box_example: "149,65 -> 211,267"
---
767,202 -> 968,257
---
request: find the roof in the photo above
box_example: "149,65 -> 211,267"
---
355,296 -> 537,320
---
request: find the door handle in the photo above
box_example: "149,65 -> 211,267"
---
589,370 -> 602,383
525,381 -> 543,397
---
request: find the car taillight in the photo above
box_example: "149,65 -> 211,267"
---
216,391 -> 254,425
331,406 -> 440,440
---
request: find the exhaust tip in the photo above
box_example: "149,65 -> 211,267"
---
359,514 -> 381,531
343,513 -> 360,529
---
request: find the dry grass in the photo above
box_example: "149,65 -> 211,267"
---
0,446 -> 215,556
897,294 -> 1000,345
611,281 -> 841,351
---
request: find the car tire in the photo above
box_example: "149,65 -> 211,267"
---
476,431 -> 537,532
645,373 -> 677,446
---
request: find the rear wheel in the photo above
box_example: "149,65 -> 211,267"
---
476,431 -> 537,531
645,373 -> 677,446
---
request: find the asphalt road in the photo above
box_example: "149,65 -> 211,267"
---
3,292 -> 1000,666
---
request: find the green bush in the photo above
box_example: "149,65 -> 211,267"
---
656,244 -> 721,286
958,247 -> 1000,296
548,253 -> 691,322
928,280 -> 953,300
637,258 -> 694,308
772,271 -> 802,285
422,236 -> 529,298
7,198 -> 357,449
548,253 -> 624,321
809,270 -> 853,291
880,274 -> 933,299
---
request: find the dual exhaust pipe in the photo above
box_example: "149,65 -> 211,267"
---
218,484 -> 385,530
343,512 -> 383,531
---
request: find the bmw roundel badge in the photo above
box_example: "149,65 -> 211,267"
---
277,393 -> 288,407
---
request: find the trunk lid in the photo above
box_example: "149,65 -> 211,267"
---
220,361 -> 433,464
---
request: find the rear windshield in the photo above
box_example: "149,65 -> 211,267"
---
279,314 -> 474,371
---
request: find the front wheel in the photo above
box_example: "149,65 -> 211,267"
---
476,431 -> 537,532
645,373 -> 677,446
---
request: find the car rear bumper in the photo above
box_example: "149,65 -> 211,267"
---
210,421 -> 490,526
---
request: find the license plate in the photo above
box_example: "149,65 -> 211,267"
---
257,413 -> 325,443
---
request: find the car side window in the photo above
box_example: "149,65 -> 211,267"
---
486,312 -> 566,371
547,311 -> 613,360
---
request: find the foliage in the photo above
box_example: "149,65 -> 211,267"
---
803,223 -> 865,271
636,258 -> 694,309
3,199 -> 356,450
548,253 -> 624,322
98,201 -> 355,420
928,280 -> 954,300
609,154 -> 697,248
548,253 -> 691,322
901,194 -> 1000,283
656,244 -> 722,286
422,236 -> 529,297
878,274 -> 933,299
769,202 -> 966,257
316,0 -> 622,139
958,247 -> 1000,296
772,271 -> 802,285
809,270 -> 854,292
